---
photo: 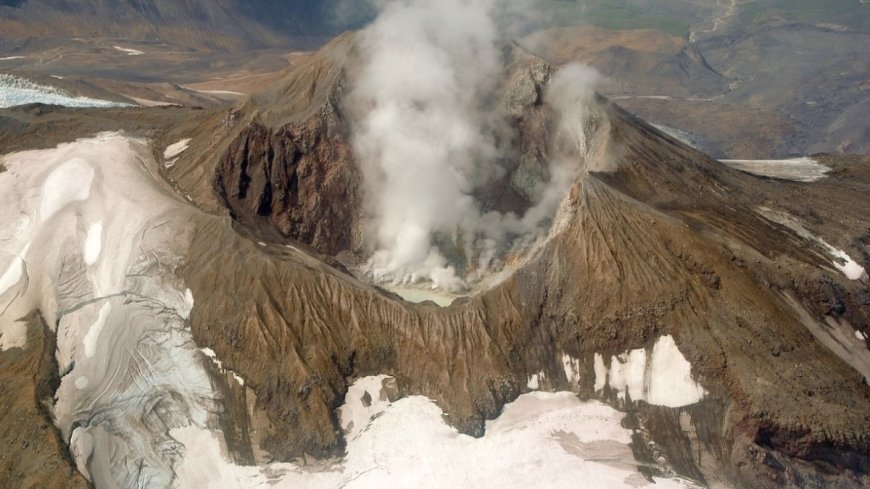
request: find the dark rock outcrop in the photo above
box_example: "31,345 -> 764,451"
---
215,116 -> 360,255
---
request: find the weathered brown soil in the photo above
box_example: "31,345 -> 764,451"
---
521,25 -> 726,100
0,313 -> 90,489
615,96 -> 800,159
0,103 -> 206,154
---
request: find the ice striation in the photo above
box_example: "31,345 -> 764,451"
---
0,133 -> 216,487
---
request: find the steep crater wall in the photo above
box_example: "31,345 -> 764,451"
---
212,42 -> 569,279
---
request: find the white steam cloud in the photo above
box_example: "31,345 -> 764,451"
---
349,0 -> 601,292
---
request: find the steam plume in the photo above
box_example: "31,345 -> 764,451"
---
349,0 -> 601,292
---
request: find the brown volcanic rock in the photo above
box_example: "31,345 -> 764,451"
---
0,313 -> 90,489
186,133 -> 870,485
167,33 -> 362,251
168,31 -> 869,487
206,35 -> 560,256
215,116 -> 360,255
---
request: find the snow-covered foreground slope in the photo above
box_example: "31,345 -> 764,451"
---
0,74 -> 132,108
0,134 -> 699,489
0,134 -> 213,487
175,380 -> 698,489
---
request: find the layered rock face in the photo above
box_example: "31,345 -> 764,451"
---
167,33 -> 870,488
216,115 -> 360,255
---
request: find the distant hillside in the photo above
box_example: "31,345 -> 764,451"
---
0,0 -> 369,50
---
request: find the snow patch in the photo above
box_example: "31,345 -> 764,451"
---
385,285 -> 457,307
83,221 -> 103,265
828,248 -> 867,280
75,376 -> 89,390
594,335 -> 706,408
70,427 -> 94,481
720,157 -> 830,183
113,46 -> 143,56
181,288 -> 195,319
608,348 -> 647,402
0,255 -> 24,297
593,353 -> 607,391
648,335 -> 708,407
82,302 -> 112,358
163,139 -> 191,160
758,207 -> 867,281
561,353 -> 582,386
338,375 -> 396,440
193,89 -> 245,96
527,371 -> 544,390
200,346 -> 245,385
40,159 -> 95,219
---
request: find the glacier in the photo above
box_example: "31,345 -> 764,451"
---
0,74 -> 133,109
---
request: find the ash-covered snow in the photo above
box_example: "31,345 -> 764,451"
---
652,123 -> 703,150
0,74 -> 132,108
